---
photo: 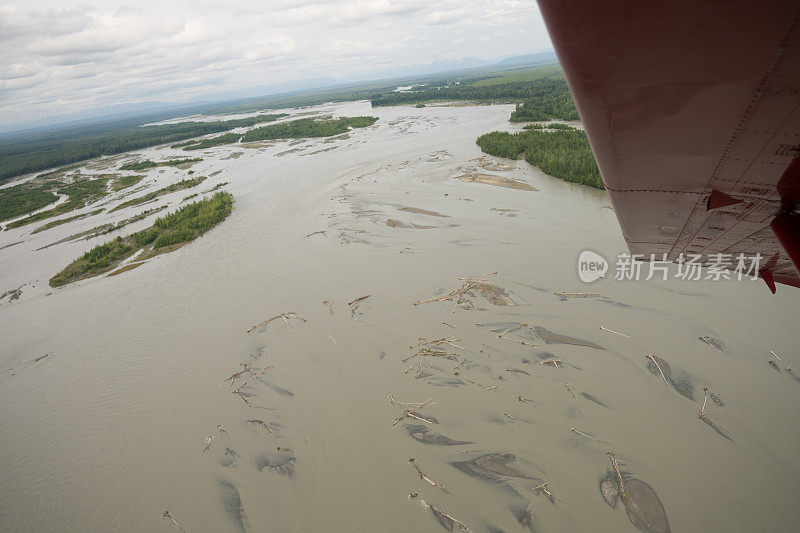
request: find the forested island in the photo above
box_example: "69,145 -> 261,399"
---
174,133 -> 241,150
510,90 -> 578,121
241,116 -> 377,142
0,114 -> 285,184
165,116 -> 379,150
477,126 -> 603,189
119,158 -> 202,170
50,191 -> 233,287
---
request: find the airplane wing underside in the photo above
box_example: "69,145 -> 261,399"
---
538,0 -> 800,292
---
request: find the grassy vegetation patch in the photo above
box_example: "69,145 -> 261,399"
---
120,157 -> 202,171
177,133 -> 242,151
109,176 -> 206,213
112,174 -> 145,191
476,129 -> 602,189
6,177 -> 111,229
31,209 -> 103,234
120,160 -> 157,171
41,206 -> 169,249
241,116 -> 377,142
50,191 -> 232,287
0,183 -> 59,222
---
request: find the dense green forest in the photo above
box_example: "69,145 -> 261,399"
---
476,126 -> 603,189
523,122 -> 575,130
110,176 -> 207,212
0,114 -> 284,184
510,88 -> 579,121
50,191 -> 233,287
240,116 -> 378,142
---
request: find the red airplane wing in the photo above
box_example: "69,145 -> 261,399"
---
538,0 -> 800,291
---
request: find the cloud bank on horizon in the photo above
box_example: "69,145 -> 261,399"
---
0,0 -> 551,130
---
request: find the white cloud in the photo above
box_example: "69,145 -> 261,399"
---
0,0 -> 552,130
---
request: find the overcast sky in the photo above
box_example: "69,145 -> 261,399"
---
0,1 -> 551,130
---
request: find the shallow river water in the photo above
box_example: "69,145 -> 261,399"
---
1,101 -> 799,532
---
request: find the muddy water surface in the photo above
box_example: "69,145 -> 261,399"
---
1,101 -> 799,532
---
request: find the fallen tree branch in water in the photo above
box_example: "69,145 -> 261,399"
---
403,338 -> 463,370
503,412 -> 518,421
570,427 -> 597,441
162,511 -> 185,532
517,395 -> 535,406
233,366 -> 274,394
415,272 -> 504,312
234,390 -> 275,410
411,337 -> 463,350
564,384 -> 576,399
555,292 -> 601,298
306,230 -> 326,237
222,363 -> 250,387
246,312 -> 306,333
410,458 -> 449,493
248,419 -> 278,439
322,299 -> 334,316
607,451 -> 628,501
532,482 -> 555,502
646,354 -> 670,387
420,500 -> 471,532
414,279 -> 477,307
699,336 -> 725,355
498,335 -> 538,347
348,295 -> 371,317
539,358 -> 562,368
497,325 -> 522,338
600,326 -> 630,338
392,397 -> 435,426
698,387 -> 709,418
203,435 -> 213,453
463,378 -> 496,391
389,394 -> 436,408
